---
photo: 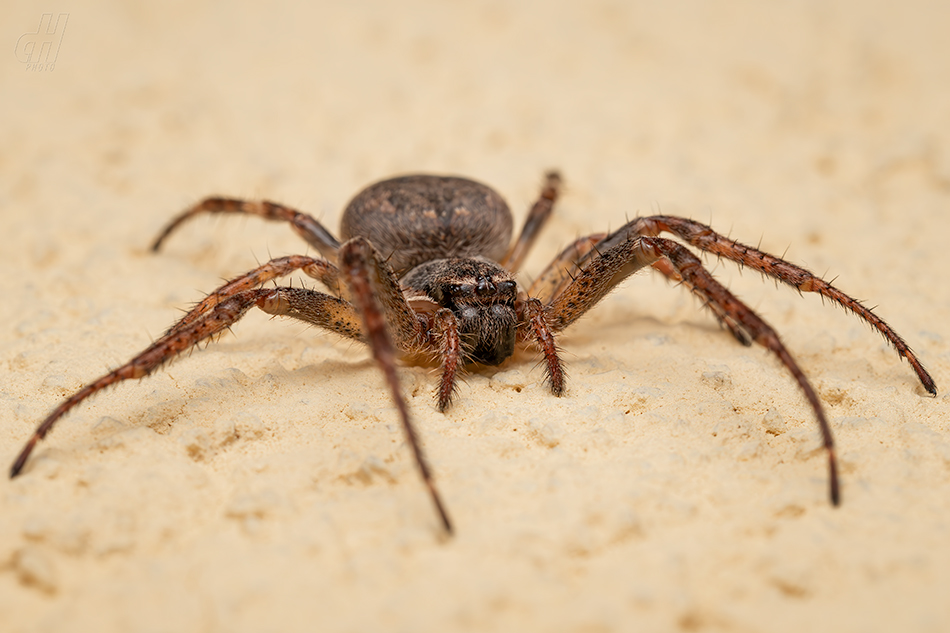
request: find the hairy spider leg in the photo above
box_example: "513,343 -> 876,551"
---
11,289 -> 260,478
543,234 -> 840,506
649,255 -> 755,347
165,255 -> 346,337
516,233 -> 607,393
9,260 -> 364,475
598,216 -> 936,395
338,236 -> 453,534
432,309 -> 462,412
519,297 -> 566,396
527,233 -> 607,304
151,197 -> 342,264
501,171 -> 562,272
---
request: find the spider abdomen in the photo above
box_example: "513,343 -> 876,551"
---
340,175 -> 513,275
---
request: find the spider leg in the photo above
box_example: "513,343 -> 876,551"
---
527,233 -> 607,304
544,234 -> 840,506
520,297 -> 565,396
166,255 -> 347,338
597,215 -> 936,395
151,197 -> 342,263
529,232 -> 752,344
12,289 -> 259,478
432,309 -> 462,412
500,171 -> 562,272
338,236 -> 452,534
10,262 -> 370,480
650,256 -> 754,347
257,286 -> 364,341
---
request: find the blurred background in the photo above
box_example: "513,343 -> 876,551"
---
2,1 -> 948,632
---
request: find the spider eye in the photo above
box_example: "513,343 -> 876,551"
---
499,280 -> 517,292
448,283 -> 473,296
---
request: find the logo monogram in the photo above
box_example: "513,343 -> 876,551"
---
15,13 -> 69,71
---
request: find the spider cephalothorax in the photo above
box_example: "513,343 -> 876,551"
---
10,171 -> 936,535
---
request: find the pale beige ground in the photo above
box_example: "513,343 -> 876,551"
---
2,2 -> 949,632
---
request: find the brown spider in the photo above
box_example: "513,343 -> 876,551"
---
10,172 -> 936,534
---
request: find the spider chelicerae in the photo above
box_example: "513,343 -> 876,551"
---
11,171 -> 936,534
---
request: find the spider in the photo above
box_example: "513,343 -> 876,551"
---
10,171 -> 936,534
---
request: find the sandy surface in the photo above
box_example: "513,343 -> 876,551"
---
2,1 -> 949,631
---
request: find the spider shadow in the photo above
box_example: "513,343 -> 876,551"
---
555,305 -> 725,351
36,354 -> 382,474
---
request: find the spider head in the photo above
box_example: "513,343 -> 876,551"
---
444,275 -> 518,366
404,258 -> 519,366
